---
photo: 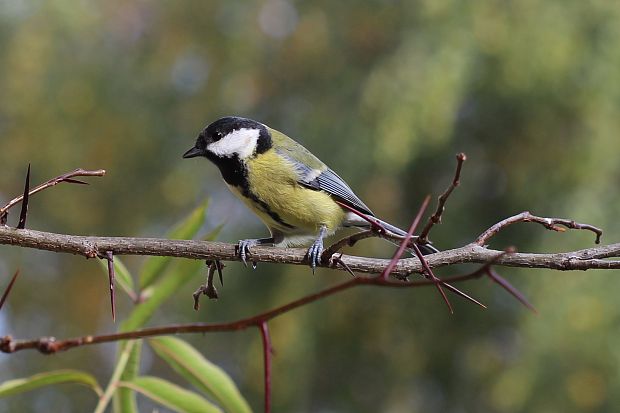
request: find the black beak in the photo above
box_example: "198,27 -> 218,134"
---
183,146 -> 203,159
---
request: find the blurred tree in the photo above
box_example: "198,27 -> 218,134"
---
1,0 -> 620,411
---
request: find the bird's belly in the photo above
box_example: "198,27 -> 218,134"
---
227,181 -> 345,236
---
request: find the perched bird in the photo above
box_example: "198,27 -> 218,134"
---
183,116 -> 438,270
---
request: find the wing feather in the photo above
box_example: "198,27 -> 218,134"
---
269,127 -> 373,216
277,149 -> 373,215
304,168 -> 373,216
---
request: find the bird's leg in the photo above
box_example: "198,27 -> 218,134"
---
307,225 -> 328,273
238,237 -> 274,266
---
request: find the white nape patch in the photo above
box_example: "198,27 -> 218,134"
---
207,128 -> 260,159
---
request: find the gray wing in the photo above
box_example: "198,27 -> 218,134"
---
278,149 -> 374,216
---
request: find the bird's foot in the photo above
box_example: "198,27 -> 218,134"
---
307,236 -> 324,274
237,237 -> 274,267
237,239 -> 258,267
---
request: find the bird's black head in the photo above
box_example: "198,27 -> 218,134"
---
182,116 -> 272,161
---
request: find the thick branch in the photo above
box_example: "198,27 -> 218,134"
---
0,226 -> 618,277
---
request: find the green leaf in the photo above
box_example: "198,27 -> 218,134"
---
94,340 -> 137,413
121,258 -> 203,332
140,200 -> 208,289
98,256 -> 136,300
119,376 -> 222,413
0,370 -> 102,398
113,340 -> 142,413
204,222 -> 226,242
149,337 -> 252,413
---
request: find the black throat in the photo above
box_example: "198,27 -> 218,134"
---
205,151 -> 294,230
206,152 -> 247,188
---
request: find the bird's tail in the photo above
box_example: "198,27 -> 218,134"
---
346,215 -> 439,255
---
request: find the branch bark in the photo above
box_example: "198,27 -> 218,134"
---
1,226 -> 618,277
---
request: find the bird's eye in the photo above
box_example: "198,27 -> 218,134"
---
212,131 -> 223,141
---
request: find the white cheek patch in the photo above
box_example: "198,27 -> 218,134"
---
207,128 -> 260,159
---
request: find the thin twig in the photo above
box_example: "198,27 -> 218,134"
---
259,322 -> 272,413
320,230 -> 374,263
476,211 -> 603,245
418,153 -> 466,243
0,168 -> 106,225
193,261 -> 222,309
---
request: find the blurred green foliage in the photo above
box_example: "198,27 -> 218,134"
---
1,0 -> 620,411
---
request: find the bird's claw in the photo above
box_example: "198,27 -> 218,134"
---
307,237 -> 324,273
238,239 -> 257,267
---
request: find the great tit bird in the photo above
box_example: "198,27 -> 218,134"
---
183,116 -> 438,270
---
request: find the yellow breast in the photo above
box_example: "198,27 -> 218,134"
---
230,150 -> 345,235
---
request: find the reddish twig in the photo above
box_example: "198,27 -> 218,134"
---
381,195 -> 431,280
259,322 -> 272,413
476,211 -> 603,246
0,257 -> 509,355
418,153 -> 466,243
0,270 -> 20,311
486,268 -> 537,313
0,167 -> 106,225
16,165 -> 31,229
334,200 -> 389,233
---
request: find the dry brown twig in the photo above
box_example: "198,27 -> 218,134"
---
0,167 -> 106,225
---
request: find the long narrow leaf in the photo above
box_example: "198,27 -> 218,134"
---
150,337 -> 251,413
119,376 -> 222,413
113,340 -> 142,413
140,200 -> 208,289
94,340 -> 136,413
0,370 -> 102,398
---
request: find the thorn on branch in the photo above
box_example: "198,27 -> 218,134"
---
0,270 -> 20,311
410,242 -> 454,313
418,152 -> 466,243
333,254 -> 356,277
104,251 -> 116,322
486,268 -> 537,313
17,164 -> 31,229
432,247 -> 534,312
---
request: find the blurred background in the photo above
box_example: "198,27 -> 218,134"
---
1,0 -> 620,411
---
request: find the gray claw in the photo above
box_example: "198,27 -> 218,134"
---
238,239 -> 256,267
307,237 -> 324,273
